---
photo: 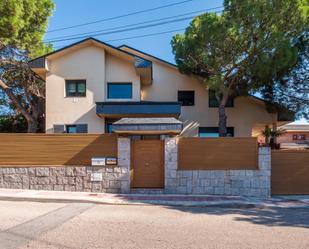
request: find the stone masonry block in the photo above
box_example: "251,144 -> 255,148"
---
65,167 -> 75,176
53,185 -> 64,191
75,167 -> 87,176
15,168 -> 27,174
36,168 -> 50,177
50,168 -> 66,176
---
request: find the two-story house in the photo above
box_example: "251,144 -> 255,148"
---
30,38 -> 291,137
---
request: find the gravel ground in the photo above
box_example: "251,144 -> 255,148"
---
0,200 -> 308,249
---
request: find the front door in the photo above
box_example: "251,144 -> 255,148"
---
131,140 -> 164,188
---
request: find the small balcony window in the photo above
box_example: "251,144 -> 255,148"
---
65,80 -> 86,97
107,83 -> 132,99
178,91 -> 195,106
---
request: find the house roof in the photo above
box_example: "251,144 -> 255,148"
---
118,44 -> 177,68
279,121 -> 309,132
29,37 -> 152,68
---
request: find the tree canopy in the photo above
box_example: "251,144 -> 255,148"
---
172,0 -> 309,135
0,0 -> 54,132
0,0 -> 54,57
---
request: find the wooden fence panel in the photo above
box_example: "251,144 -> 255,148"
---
0,134 -> 117,166
272,150 -> 309,195
178,137 -> 258,170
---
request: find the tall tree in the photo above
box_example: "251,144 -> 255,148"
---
0,0 -> 54,132
261,30 -> 309,120
172,0 -> 308,136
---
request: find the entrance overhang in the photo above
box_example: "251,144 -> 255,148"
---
112,118 -> 183,135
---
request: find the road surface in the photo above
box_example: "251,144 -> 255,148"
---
0,200 -> 308,249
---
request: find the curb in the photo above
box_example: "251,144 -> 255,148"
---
0,195 -> 308,209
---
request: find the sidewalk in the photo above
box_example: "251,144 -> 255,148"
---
0,188 -> 308,208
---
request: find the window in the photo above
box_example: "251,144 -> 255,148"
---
293,134 -> 306,140
105,118 -> 119,133
65,124 -> 88,133
65,80 -> 86,97
107,83 -> 132,99
199,127 -> 234,137
208,90 -> 234,107
178,91 -> 195,106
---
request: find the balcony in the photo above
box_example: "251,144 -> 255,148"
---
96,101 -> 181,118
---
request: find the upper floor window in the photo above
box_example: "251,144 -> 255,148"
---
209,90 -> 234,108
107,83 -> 132,99
199,127 -> 234,137
178,90 -> 195,106
65,80 -> 86,97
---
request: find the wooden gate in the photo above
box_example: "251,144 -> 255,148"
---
272,150 -> 309,195
131,140 -> 164,188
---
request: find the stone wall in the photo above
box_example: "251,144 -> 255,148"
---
0,166 -> 128,193
0,138 -> 131,194
165,138 -> 271,198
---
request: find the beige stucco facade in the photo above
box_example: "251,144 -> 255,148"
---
34,39 -> 278,136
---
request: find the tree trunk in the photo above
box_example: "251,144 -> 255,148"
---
218,104 -> 227,137
217,92 -> 229,137
27,118 -> 38,133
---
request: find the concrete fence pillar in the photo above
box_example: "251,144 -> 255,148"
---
117,137 -> 131,193
164,137 -> 178,193
257,146 -> 271,197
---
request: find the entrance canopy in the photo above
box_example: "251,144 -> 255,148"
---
112,118 -> 183,135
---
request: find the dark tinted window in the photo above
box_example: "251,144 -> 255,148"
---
65,80 -> 86,97
199,127 -> 234,137
66,124 -> 88,133
107,83 -> 132,99
209,90 -> 234,107
105,118 -> 119,133
178,91 -> 195,106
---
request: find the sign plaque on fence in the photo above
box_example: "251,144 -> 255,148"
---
106,157 -> 117,165
91,157 -> 106,166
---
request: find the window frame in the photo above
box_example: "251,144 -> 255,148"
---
65,124 -> 88,134
65,80 -> 86,97
198,127 -> 234,137
66,125 -> 77,134
177,90 -> 195,106
107,82 -> 133,99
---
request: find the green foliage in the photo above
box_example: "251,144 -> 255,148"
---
261,126 -> 286,146
0,115 -> 27,133
172,0 -> 308,93
0,0 -> 54,57
0,0 -> 54,132
261,30 -> 309,119
172,0 -> 308,135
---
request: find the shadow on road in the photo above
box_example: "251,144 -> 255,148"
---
164,206 -> 309,228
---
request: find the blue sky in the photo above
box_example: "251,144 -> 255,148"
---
45,0 -> 223,63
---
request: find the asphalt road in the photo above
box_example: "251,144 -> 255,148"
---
0,200 -> 308,249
